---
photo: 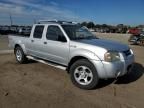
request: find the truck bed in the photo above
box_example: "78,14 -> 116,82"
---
8,35 -> 29,49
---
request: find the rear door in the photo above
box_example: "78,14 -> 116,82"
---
43,25 -> 69,65
28,25 -> 45,57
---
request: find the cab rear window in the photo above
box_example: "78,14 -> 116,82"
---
33,25 -> 44,39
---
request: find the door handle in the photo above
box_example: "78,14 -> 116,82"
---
31,40 -> 34,42
44,42 -> 47,44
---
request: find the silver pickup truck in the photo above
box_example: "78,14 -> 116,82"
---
8,20 -> 134,89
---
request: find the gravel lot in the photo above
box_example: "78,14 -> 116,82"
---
0,33 -> 144,108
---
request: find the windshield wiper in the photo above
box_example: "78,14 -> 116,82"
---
86,36 -> 99,39
74,37 -> 86,40
72,36 -> 98,40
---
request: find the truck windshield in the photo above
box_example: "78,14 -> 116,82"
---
62,25 -> 98,40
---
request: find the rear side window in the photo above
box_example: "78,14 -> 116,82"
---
33,25 -> 44,39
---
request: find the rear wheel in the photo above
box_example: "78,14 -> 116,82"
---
14,46 -> 27,63
69,59 -> 99,90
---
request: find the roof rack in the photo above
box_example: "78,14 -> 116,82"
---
38,19 -> 58,24
37,20 -> 77,24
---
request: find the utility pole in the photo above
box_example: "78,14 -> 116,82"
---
33,18 -> 36,24
9,13 -> 13,26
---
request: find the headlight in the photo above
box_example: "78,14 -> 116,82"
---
104,51 -> 120,62
130,49 -> 134,54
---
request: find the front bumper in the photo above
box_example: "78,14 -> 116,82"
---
91,54 -> 134,79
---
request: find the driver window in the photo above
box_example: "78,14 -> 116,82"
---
46,25 -> 66,42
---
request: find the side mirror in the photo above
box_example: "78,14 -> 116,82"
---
58,35 -> 67,42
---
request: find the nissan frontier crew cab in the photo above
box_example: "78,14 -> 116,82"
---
8,20 -> 134,89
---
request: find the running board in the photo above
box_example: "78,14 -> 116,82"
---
26,56 -> 66,70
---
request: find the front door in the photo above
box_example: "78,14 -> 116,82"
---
43,25 -> 69,65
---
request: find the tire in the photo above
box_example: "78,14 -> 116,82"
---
69,59 -> 99,90
14,46 -> 27,64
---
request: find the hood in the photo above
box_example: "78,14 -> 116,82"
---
77,38 -> 129,51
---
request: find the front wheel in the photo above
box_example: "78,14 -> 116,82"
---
69,59 -> 99,90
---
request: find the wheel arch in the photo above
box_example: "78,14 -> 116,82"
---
67,48 -> 101,73
14,43 -> 27,54
67,56 -> 92,73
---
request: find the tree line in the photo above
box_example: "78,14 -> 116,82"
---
80,22 -> 143,33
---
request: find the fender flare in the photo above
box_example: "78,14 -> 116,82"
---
14,42 -> 27,54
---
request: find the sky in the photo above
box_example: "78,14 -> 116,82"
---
0,0 -> 144,25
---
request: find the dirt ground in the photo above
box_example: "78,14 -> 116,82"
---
0,35 -> 11,50
95,32 -> 132,45
0,34 -> 144,108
